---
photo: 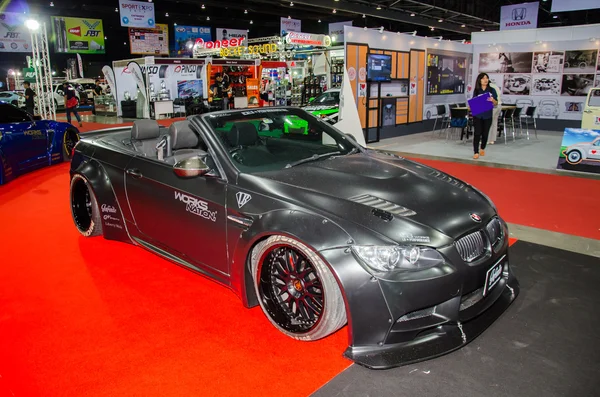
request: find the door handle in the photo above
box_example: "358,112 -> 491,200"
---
126,168 -> 143,178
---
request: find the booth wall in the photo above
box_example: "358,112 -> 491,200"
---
113,58 -> 147,118
471,24 -> 600,131
343,26 -> 473,141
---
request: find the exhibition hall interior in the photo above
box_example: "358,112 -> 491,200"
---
1,0 -> 600,395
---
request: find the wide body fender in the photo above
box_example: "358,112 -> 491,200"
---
229,209 -> 354,308
70,151 -> 132,243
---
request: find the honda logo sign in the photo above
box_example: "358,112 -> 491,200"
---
500,2 -> 539,30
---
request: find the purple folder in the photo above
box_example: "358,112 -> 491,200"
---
468,92 -> 494,116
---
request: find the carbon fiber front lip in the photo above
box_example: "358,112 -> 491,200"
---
343,271 -> 520,370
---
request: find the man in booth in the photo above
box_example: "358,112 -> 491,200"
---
209,73 -> 231,111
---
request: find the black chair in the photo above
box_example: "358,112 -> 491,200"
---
447,107 -> 469,141
520,106 -> 537,139
432,105 -> 450,135
500,108 -> 515,144
512,107 -> 523,137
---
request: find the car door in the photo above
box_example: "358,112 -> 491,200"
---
582,88 -> 600,130
124,153 -> 229,277
0,103 -> 48,171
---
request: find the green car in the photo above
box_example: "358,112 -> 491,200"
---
303,89 -> 340,125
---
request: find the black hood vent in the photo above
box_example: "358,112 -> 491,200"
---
350,194 -> 416,217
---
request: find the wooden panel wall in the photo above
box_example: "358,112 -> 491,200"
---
346,44 -> 369,129
409,50 -> 418,123
398,53 -> 409,79
395,98 -> 408,125
416,50 -> 425,123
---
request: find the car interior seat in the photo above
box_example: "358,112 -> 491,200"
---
224,122 -> 276,166
163,121 -> 208,165
130,119 -> 162,157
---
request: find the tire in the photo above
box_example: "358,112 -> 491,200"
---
426,110 -> 432,119
70,174 -> 103,237
566,150 -> 583,165
62,128 -> 80,161
251,235 -> 347,341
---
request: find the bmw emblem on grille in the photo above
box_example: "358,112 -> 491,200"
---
470,213 -> 482,223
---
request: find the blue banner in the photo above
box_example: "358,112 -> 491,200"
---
174,25 -> 212,56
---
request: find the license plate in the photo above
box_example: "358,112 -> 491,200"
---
483,262 -> 503,296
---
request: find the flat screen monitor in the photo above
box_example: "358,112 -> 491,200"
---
367,54 -> 392,82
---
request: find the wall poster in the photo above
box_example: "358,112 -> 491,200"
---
129,23 -> 168,55
479,52 -> 533,74
51,16 -> 105,54
532,51 -> 564,73
426,52 -> 466,95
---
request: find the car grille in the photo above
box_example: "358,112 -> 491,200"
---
486,218 -> 503,248
455,230 -> 486,262
350,194 -> 416,216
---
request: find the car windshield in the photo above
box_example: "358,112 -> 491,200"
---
312,91 -> 339,105
203,108 -> 358,174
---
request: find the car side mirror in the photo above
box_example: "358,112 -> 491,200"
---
173,155 -> 211,178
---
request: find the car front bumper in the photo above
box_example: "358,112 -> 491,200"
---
321,235 -> 519,369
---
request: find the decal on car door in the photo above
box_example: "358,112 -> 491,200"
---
236,192 -> 252,208
174,190 -> 217,222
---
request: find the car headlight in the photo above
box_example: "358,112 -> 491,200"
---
352,245 -> 445,273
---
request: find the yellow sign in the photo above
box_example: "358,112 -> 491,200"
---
220,44 -> 278,57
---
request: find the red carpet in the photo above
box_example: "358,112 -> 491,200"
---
411,158 -> 600,241
0,164 -> 350,397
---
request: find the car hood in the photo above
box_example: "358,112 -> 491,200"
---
250,151 -> 496,244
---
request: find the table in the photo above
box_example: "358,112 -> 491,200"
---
153,100 -> 174,120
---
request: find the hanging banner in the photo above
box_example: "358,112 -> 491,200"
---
499,2 -> 539,30
126,61 -> 146,99
101,65 -> 117,100
285,32 -> 331,47
216,28 -> 248,42
0,12 -> 33,53
246,78 -> 260,107
22,68 -> 36,83
328,21 -> 352,43
129,23 -> 168,55
551,0 -> 600,12
280,17 -> 301,36
174,25 -> 211,56
76,53 -> 84,78
119,0 -> 155,28
51,16 -> 105,54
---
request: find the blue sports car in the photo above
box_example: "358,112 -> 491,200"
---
0,102 -> 80,185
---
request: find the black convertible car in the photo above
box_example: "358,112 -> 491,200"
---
69,107 -> 519,369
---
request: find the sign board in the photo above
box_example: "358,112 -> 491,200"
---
220,43 -> 278,58
556,128 -> 600,174
280,17 -> 301,36
246,78 -> 260,107
129,23 -> 168,55
551,0 -> 600,12
328,21 -> 352,43
499,2 -> 539,30
0,12 -> 32,53
22,68 -> 36,83
119,0 -> 155,28
51,16 -> 105,54
216,28 -> 248,43
174,25 -> 211,56
285,32 -> 331,47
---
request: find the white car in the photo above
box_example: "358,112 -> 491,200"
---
564,136 -> 600,165
538,99 -> 559,118
0,91 -> 25,107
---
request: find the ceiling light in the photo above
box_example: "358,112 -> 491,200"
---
49,1 -> 54,6
318,19 -> 321,23
553,15 -> 558,19
410,13 -> 415,17
333,9 -> 337,13
481,28 -> 485,31
438,19 -> 443,22
165,12 -> 169,17
412,31 -> 416,36
123,42 -> 127,45
430,27 -> 434,31
288,16 -> 291,19
244,9 -> 248,14
201,4 -> 205,9
362,14 -> 366,18
379,26 -> 384,33
377,6 -> 381,10
104,36 -> 107,40
250,20 -> 253,24
174,23 -> 177,26
461,24 -> 466,28
290,1 -> 294,6
115,7 -> 118,12
364,26 -> 367,30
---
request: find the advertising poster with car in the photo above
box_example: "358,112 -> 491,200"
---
532,51 -> 564,73
561,74 -> 595,96
129,23 -> 168,55
503,74 -> 531,95
119,0 -> 155,28
0,12 -> 33,53
173,25 -> 211,56
51,16 -> 105,54
146,62 -> 205,103
563,50 -> 598,74
532,74 -> 561,95
479,52 -> 533,74
177,80 -> 203,99
557,128 -> 600,173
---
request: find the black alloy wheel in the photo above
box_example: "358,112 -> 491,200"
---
258,246 -> 324,333
63,129 -> 80,160
71,179 -> 93,232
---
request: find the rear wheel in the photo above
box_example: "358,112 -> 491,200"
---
63,128 -> 80,161
251,235 -> 347,341
566,150 -> 583,165
70,174 -> 102,237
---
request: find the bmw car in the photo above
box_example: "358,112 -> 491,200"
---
68,107 -> 519,369
0,102 -> 80,185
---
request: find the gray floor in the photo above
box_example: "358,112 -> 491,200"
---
312,241 -> 600,397
370,128 -> 566,173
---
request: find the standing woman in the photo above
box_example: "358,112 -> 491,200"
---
63,82 -> 83,128
488,80 -> 502,145
471,73 -> 498,159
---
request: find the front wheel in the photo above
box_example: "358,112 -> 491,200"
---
70,174 -> 103,237
566,150 -> 583,165
251,235 -> 347,341
63,128 -> 80,160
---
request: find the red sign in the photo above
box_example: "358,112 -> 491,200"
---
246,78 -> 260,107
285,32 -> 331,47
68,26 -> 81,36
194,37 -> 245,50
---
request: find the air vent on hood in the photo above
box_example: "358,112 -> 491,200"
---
350,194 -> 416,217
429,170 -> 468,190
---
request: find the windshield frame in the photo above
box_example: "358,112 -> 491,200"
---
198,107 -> 363,176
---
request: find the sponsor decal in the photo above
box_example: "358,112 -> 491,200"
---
285,32 -> 331,47
193,37 -> 245,50
103,214 -> 120,221
470,213 -> 482,223
236,192 -> 252,208
68,26 -> 81,36
82,20 -> 101,37
240,109 -> 288,116
220,43 -> 278,58
101,204 -> 117,213
399,233 -> 431,244
174,191 -> 217,222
